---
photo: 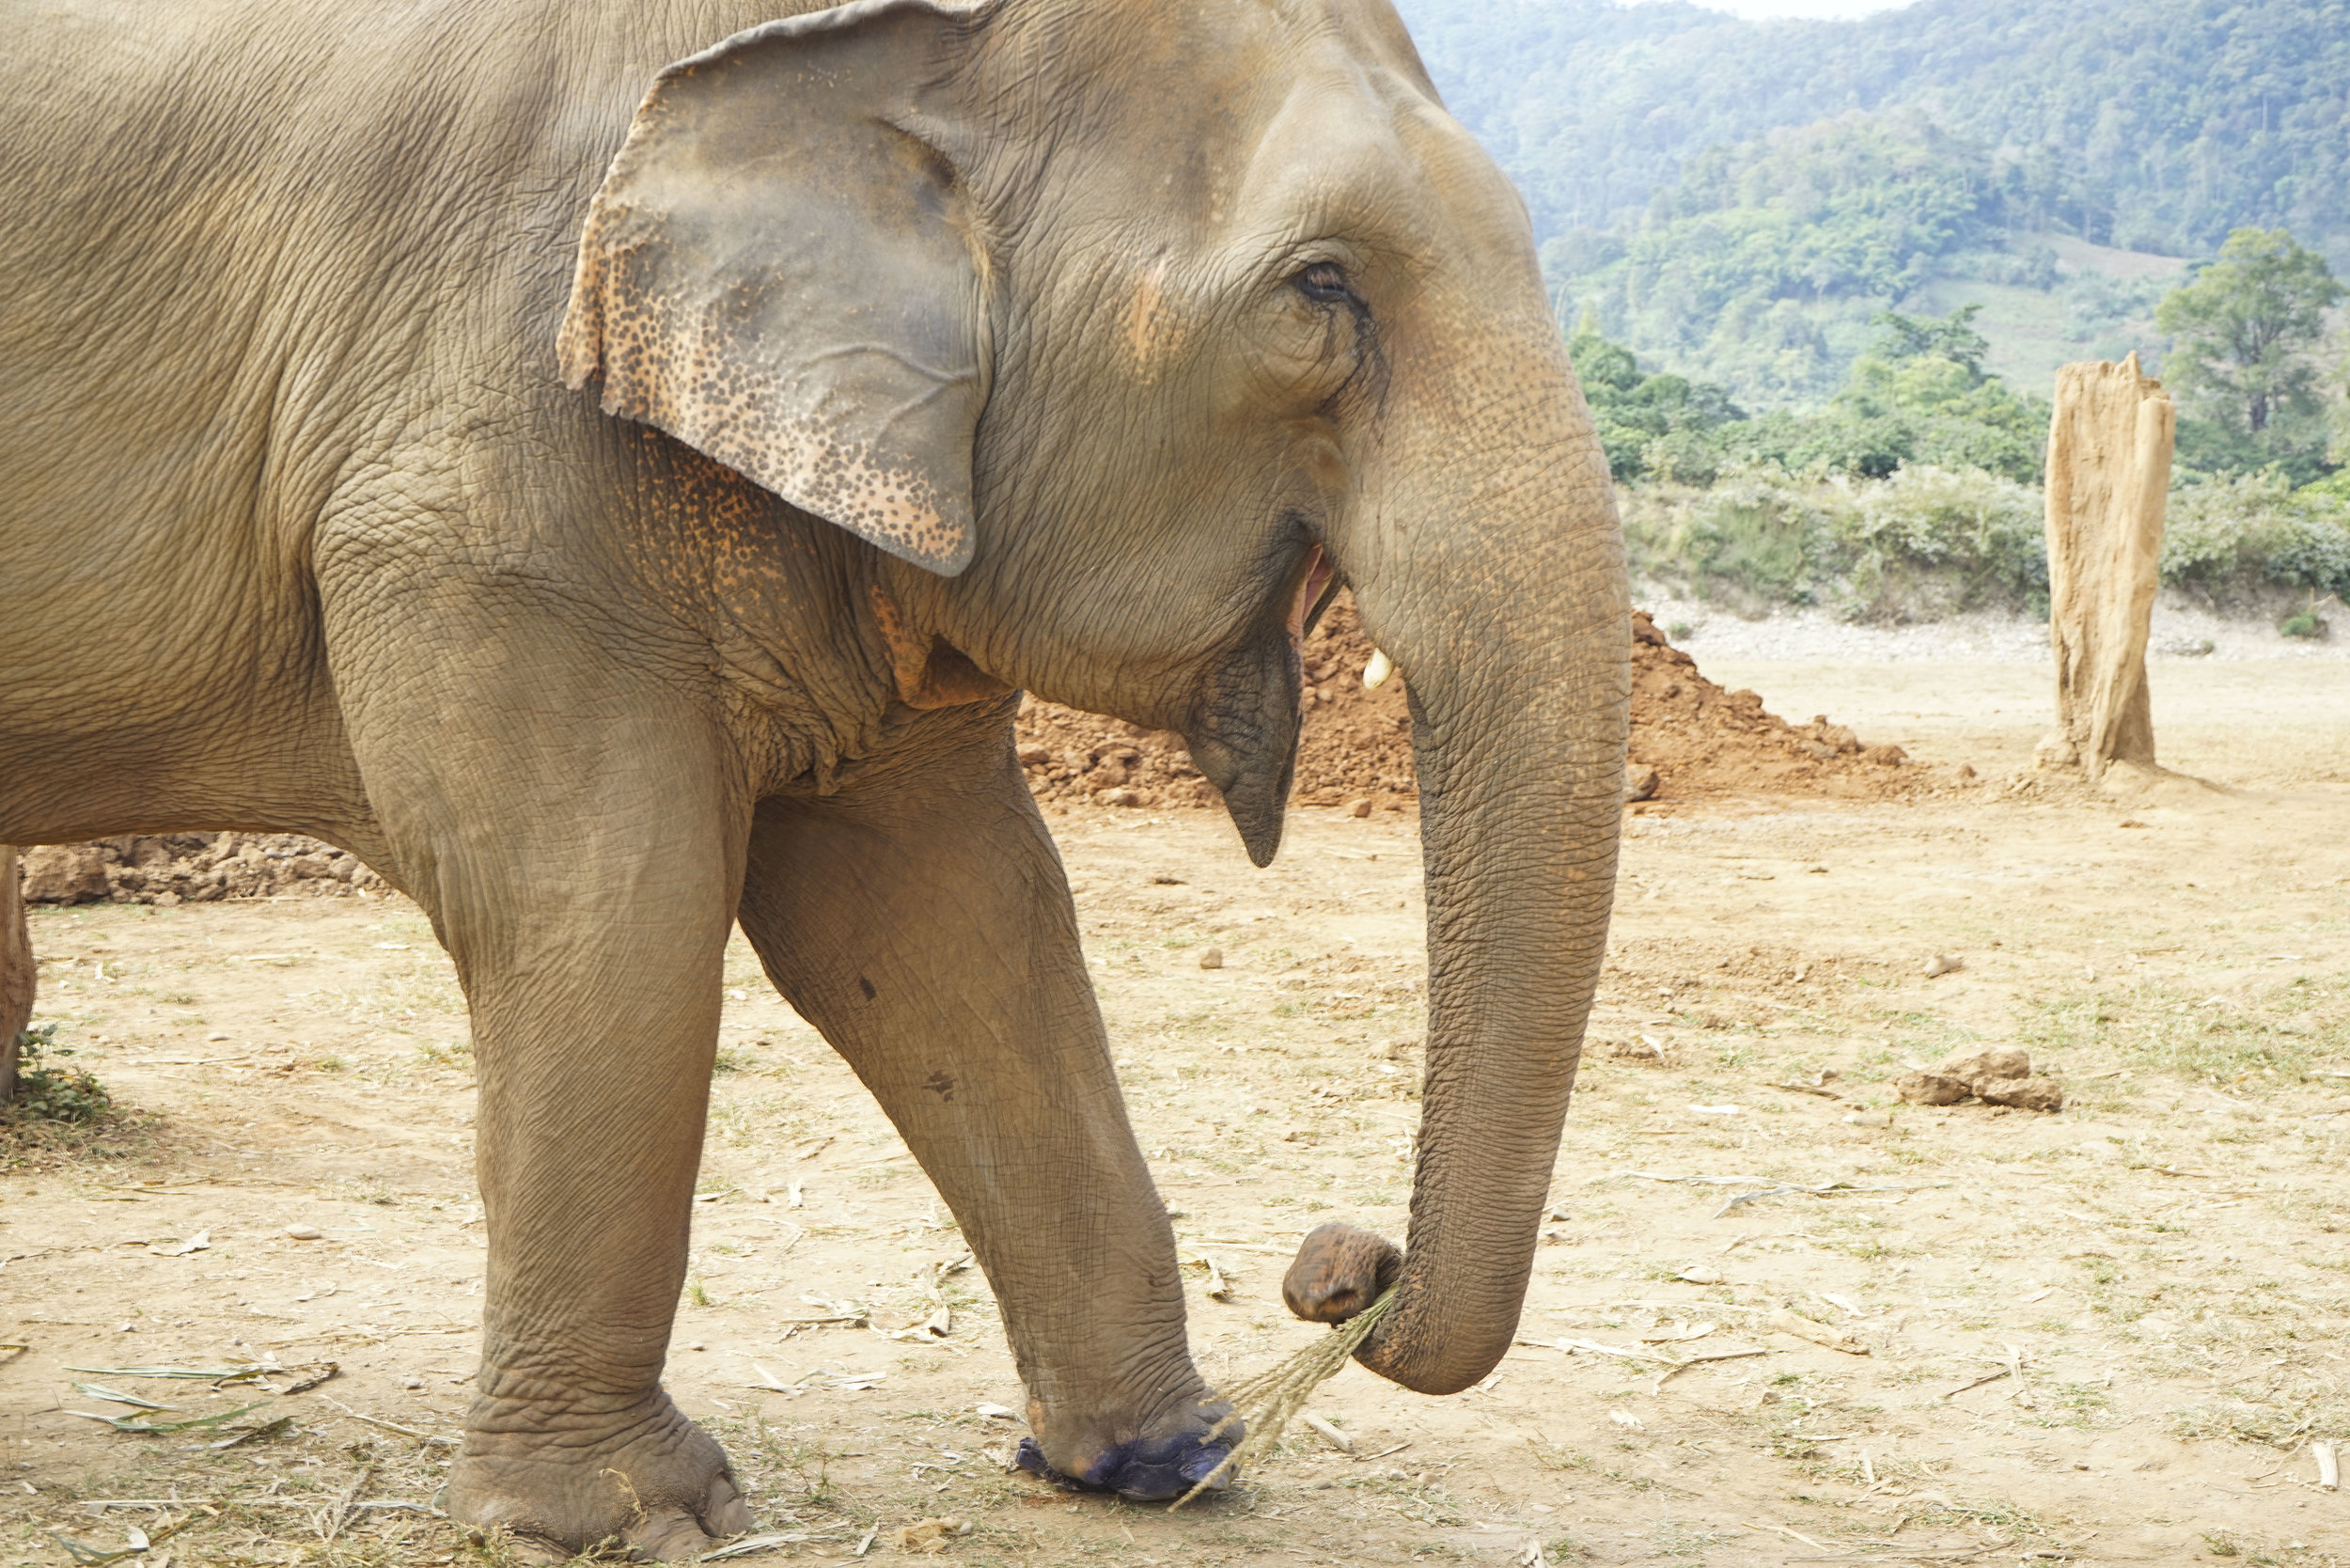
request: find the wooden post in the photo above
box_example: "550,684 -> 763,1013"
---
0,849 -> 30,1103
2040,353 -> 2173,779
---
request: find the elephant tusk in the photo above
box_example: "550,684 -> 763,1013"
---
1362,649 -> 1395,691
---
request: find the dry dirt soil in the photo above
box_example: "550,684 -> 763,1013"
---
3,657 -> 2346,1568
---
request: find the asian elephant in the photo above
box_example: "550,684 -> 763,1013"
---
0,0 -> 1627,1557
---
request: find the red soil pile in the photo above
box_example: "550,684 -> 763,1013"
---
1623,610 -> 1912,801
1014,596 -> 1915,810
1015,595 -> 1418,814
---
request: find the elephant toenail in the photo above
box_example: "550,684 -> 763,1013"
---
1178,1445 -> 1231,1486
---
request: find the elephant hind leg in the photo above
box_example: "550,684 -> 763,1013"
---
1,849 -> 31,1103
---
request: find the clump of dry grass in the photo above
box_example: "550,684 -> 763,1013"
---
1170,1284 -> 1398,1510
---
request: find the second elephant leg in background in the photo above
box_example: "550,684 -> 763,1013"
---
736,700 -> 1231,1502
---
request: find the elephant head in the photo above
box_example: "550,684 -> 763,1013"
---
562,0 -> 1623,1404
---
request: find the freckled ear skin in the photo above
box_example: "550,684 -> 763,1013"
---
559,0 -> 996,575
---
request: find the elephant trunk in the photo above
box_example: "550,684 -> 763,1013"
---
1333,334 -> 1628,1395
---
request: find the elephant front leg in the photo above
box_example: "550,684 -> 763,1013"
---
420,837 -> 753,1560
736,713 -> 1233,1501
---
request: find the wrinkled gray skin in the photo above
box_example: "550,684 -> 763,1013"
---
0,0 -> 1626,1557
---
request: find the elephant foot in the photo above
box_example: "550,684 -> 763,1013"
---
444,1387 -> 753,1562
1283,1221 -> 1402,1323
1013,1393 -> 1242,1502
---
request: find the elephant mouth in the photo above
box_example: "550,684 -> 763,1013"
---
1180,541 -> 1338,867
1289,542 -> 1339,640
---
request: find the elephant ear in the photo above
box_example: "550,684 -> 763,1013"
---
560,0 -> 996,574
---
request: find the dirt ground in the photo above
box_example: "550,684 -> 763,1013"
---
4,657 -> 2347,1568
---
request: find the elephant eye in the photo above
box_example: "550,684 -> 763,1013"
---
1292,261 -> 1353,305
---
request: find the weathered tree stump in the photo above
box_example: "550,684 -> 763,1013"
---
2039,353 -> 2174,779
0,849 -> 31,1103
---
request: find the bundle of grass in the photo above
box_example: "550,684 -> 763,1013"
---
1169,1284 -> 1398,1510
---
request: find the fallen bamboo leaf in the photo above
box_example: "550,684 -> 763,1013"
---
47,1532 -> 130,1566
975,1403 -> 1019,1422
72,1383 -> 173,1411
66,1402 -> 267,1435
852,1521 -> 879,1558
2315,1439 -> 2339,1492
46,1512 -> 195,1565
147,1231 -> 210,1258
65,1365 -> 258,1381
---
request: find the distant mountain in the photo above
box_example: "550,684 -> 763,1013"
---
1394,0 -> 2350,262
1389,0 -> 2350,402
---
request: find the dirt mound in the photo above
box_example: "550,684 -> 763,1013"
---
1017,595 -> 1913,810
18,835 -> 389,906
1625,610 -> 1914,801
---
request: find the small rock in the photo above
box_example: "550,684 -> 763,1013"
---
1922,952 -> 1964,978
1197,948 -> 1224,971
1015,744 -> 1053,766
400,1376 -> 423,1390
284,1224 -> 323,1240
1894,1071 -> 1970,1106
1624,764 -> 1660,803
1939,1046 -> 2029,1084
208,1032 -> 231,1043
683,1341 -> 706,1351
1677,1265 -> 1723,1285
1098,788 -> 1143,808
1978,1075 -> 2065,1112
1844,1110 -> 1892,1129
1343,796 -> 1372,818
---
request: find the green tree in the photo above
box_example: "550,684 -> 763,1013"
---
2155,228 -> 2342,442
1869,305 -> 1992,375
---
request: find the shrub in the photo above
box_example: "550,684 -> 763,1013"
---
1623,461 -> 2350,621
7,1025 -> 113,1125
2164,474 -> 2350,604
1622,463 -> 2044,619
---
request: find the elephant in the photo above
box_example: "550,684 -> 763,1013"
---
0,0 -> 1628,1558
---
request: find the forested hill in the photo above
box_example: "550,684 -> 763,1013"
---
1384,0 -> 2349,406
1391,0 -> 2350,263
